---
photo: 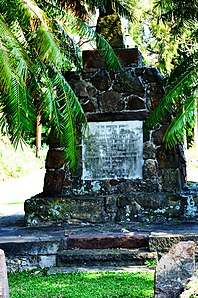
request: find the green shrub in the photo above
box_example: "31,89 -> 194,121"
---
0,136 -> 48,181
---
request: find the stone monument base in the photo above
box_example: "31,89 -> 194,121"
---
24,189 -> 193,226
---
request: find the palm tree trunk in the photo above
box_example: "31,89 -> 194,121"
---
36,112 -> 42,157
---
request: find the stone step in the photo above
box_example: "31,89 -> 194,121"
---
149,232 -> 198,266
47,265 -> 154,275
0,236 -> 62,272
149,232 -> 198,254
57,248 -> 157,267
66,232 -> 149,250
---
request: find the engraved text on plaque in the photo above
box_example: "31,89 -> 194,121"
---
82,121 -> 143,180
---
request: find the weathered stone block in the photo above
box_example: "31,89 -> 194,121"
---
113,73 -> 145,97
125,95 -> 146,110
66,232 -> 149,250
80,98 -> 98,112
147,83 -> 164,110
149,234 -> 198,254
142,67 -> 163,83
105,196 -> 117,213
82,48 -> 142,70
134,193 -> 167,210
143,142 -> 156,159
0,238 -> 61,256
154,241 -> 195,298
152,125 -> 168,146
70,79 -> 97,98
143,159 -> 158,179
91,70 -> 112,91
48,134 -> 61,149
161,169 -> 182,192
45,150 -> 65,169
116,196 -> 142,222
25,196 -> 106,225
57,248 -> 157,267
39,255 -> 56,268
157,146 -> 180,169
117,193 -> 184,222
43,170 -> 65,195
98,90 -> 124,112
0,250 -> 9,298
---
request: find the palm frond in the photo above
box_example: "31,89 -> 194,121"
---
0,46 -> 12,92
0,14 -> 33,80
145,52 -> 198,131
68,16 -> 123,71
86,0 -> 133,21
38,64 -> 86,169
51,71 -> 87,169
55,0 -> 88,20
164,94 -> 197,147
155,0 -> 198,35
0,76 -> 36,147
34,25 -> 63,68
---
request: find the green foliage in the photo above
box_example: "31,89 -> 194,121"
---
145,0 -> 198,148
0,136 -> 47,181
8,271 -> 154,298
0,0 -> 125,170
146,52 -> 198,147
144,259 -> 157,267
156,0 -> 198,35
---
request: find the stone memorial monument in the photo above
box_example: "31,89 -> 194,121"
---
25,46 -> 189,226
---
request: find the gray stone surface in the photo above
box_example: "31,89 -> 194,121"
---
47,265 -> 154,274
2,217 -> 198,273
150,233 -> 198,255
57,248 -> 157,267
0,237 -> 61,256
154,241 -> 196,298
25,196 -> 106,226
0,250 -> 9,298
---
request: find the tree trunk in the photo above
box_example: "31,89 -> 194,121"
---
36,113 -> 42,157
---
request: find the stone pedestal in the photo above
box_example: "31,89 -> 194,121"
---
25,48 -> 187,226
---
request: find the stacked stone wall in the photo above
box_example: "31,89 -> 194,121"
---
25,49 -> 188,226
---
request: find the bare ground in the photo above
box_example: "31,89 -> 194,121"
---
0,170 -> 45,216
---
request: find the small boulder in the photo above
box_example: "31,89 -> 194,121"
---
154,241 -> 196,298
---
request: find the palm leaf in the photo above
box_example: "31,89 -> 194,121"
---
86,0 -> 133,21
34,25 -> 64,68
155,0 -> 198,34
145,52 -> 198,132
68,16 -> 123,71
50,70 -> 86,169
0,46 -> 12,92
0,76 -> 36,147
37,63 -> 86,169
0,14 -> 34,84
164,94 -> 197,147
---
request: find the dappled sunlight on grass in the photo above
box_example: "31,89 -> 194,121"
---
8,271 -> 154,298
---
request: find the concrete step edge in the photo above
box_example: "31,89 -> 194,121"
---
47,265 -> 155,275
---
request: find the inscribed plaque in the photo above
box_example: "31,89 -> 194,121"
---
82,121 -> 143,180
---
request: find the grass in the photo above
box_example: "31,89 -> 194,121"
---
0,136 -> 47,181
8,271 -> 154,298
